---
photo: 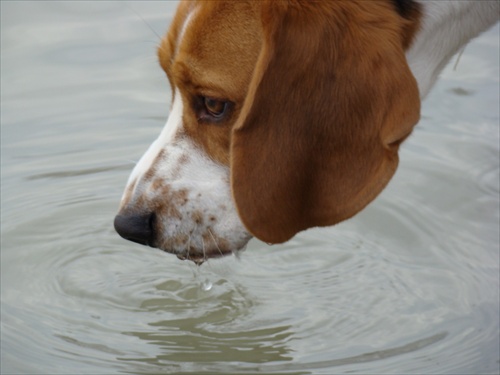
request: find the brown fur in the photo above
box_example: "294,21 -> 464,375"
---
158,1 -> 262,165
158,0 -> 421,243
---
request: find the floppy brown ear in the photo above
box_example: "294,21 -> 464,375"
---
231,1 -> 420,243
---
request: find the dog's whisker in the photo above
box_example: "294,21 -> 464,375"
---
139,40 -> 163,45
126,4 -> 162,42
208,229 -> 224,258
120,159 -> 138,166
136,55 -> 161,65
157,45 -> 169,55
201,236 -> 207,265
185,231 -> 192,261
453,46 -> 467,71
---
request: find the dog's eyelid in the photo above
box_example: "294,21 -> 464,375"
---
193,95 -> 233,124
204,97 -> 228,118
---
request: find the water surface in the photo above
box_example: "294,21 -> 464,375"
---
1,2 -> 499,374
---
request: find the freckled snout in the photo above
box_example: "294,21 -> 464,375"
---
114,95 -> 252,263
114,212 -> 156,247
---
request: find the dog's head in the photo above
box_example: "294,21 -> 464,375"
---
114,0 -> 421,263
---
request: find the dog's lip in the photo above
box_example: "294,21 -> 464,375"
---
169,244 -> 248,265
152,238 -> 250,265
174,251 -> 230,266
176,253 -> 206,265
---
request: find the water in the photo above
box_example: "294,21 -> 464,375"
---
1,2 -> 499,374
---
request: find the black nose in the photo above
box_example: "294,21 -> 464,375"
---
114,212 -> 156,246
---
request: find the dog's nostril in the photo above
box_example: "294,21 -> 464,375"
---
114,212 -> 156,246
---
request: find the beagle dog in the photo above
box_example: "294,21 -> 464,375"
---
114,0 -> 499,264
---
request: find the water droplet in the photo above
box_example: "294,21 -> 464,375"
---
201,279 -> 213,291
193,258 -> 204,266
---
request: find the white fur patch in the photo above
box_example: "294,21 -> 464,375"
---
119,92 -> 251,262
176,5 -> 197,56
408,1 -> 499,98
124,93 -> 183,192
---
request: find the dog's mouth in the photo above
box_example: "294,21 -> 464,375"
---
114,210 -> 251,264
154,231 -> 248,265
174,249 -> 234,266
152,242 -> 248,265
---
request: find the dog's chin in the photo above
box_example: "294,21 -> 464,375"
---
156,241 -> 251,266
174,251 -> 228,266
170,248 -> 245,266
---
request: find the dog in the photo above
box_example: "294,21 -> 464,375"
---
114,0 -> 499,264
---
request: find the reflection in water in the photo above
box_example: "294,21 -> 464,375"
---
123,279 -> 293,366
123,323 -> 294,365
118,326 -> 447,374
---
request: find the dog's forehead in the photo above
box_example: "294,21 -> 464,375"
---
168,1 -> 263,95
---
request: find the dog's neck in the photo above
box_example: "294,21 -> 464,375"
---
407,1 -> 499,98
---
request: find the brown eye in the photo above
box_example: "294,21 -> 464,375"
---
204,97 -> 228,118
